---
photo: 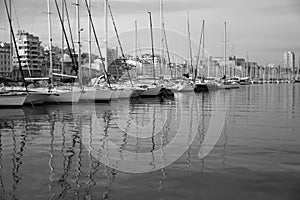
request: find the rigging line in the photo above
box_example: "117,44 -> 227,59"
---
83,0 -> 110,86
137,31 -> 143,59
4,0 -> 27,91
163,26 -> 173,78
107,0 -> 133,86
54,0 -> 78,74
64,0 -> 76,55
187,11 -> 193,77
195,20 -> 204,78
30,0 -> 39,32
11,0 -> 20,30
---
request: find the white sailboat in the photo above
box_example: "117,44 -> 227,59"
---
220,22 -> 239,89
1,0 -> 51,106
80,0 -> 134,102
0,92 -> 27,107
135,11 -> 174,98
23,88 -> 50,105
43,0 -> 81,104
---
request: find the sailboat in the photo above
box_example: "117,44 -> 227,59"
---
1,0 -> 51,106
172,11 -> 195,92
80,0 -> 136,102
193,20 -> 220,92
137,11 -> 174,98
104,0 -> 137,99
42,0 -> 82,104
219,22 -> 239,89
0,82 -> 27,107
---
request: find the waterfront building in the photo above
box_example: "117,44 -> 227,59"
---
13,30 -> 44,77
236,58 -> 246,77
0,42 -> 12,78
100,47 -> 118,68
216,56 -> 240,78
42,45 -> 63,77
107,58 -> 126,80
245,62 -> 258,79
267,63 -> 279,80
140,54 -> 165,78
284,51 -> 295,79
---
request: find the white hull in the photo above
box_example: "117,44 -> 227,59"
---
24,92 -> 50,105
46,91 -> 81,103
219,83 -> 240,89
139,86 -> 163,97
0,94 -> 27,107
80,87 -> 113,102
111,89 -> 122,100
119,89 -> 135,99
176,84 -> 194,92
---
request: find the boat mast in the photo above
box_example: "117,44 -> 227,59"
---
135,20 -> 137,67
104,0 -> 108,73
232,44 -> 236,77
163,23 -> 173,79
107,1 -> 133,86
160,0 -> 173,79
296,56 -> 300,80
88,0 -> 91,79
83,0 -> 110,86
61,0 -> 64,74
47,0 -> 53,84
195,20 -> 204,81
4,0 -> 27,91
148,11 -> 156,83
9,0 -> 12,78
224,21 -> 227,77
160,0 -> 164,78
187,11 -> 193,79
54,0 -> 78,76
202,21 -> 206,78
76,0 -> 82,87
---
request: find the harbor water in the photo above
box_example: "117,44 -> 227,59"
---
0,84 -> 300,199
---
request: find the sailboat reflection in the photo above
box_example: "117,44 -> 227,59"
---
84,91 -> 210,173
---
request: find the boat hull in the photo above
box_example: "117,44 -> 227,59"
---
111,89 -> 122,100
0,94 -> 27,107
176,84 -> 194,92
219,83 -> 240,89
46,91 -> 81,104
80,87 -> 113,102
139,86 -> 163,97
194,83 -> 219,92
119,89 -> 135,99
240,82 -> 251,85
131,88 -> 146,98
24,92 -> 50,105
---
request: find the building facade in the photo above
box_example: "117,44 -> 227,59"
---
0,42 -> 12,78
284,51 -> 295,79
100,47 -> 119,68
13,30 -> 43,77
284,51 -> 295,70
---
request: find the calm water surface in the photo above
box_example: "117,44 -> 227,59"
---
0,84 -> 300,200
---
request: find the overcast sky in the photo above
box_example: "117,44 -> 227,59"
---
1,0 -> 300,66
